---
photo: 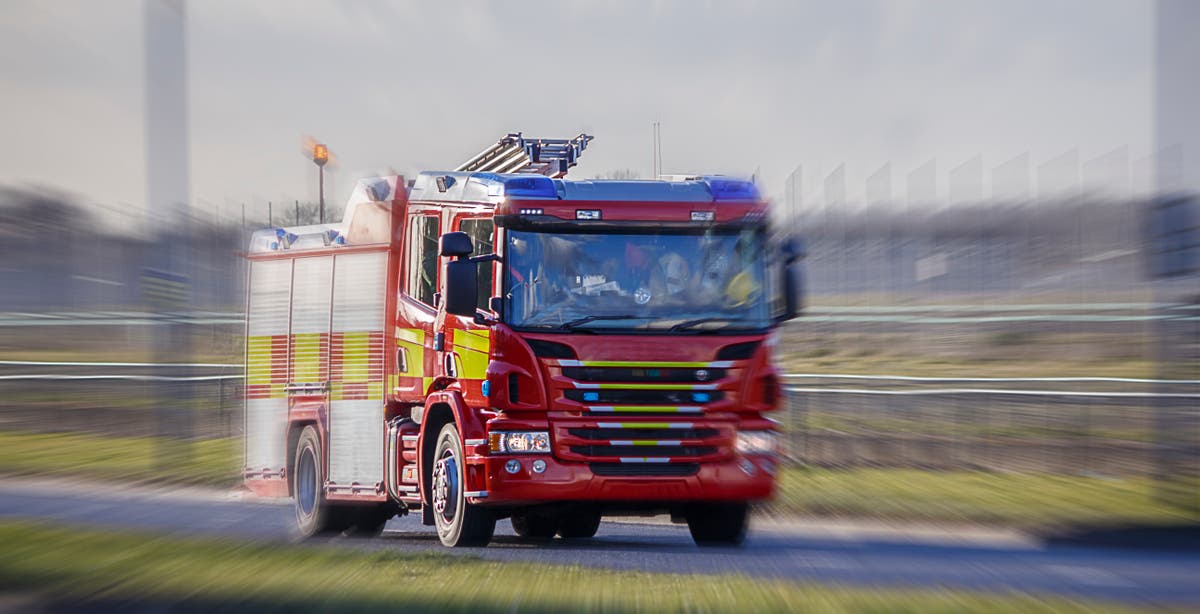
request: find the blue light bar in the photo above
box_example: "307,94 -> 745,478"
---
498,174 -> 557,199
465,173 -> 559,199
702,177 -> 760,201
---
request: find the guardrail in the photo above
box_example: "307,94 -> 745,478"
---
0,374 -> 242,382
786,386 -> 1200,399
2,362 -> 1198,394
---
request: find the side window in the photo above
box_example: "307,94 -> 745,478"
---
405,214 -> 440,305
460,218 -> 495,311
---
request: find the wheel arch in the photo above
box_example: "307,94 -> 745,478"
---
286,419 -> 319,497
417,389 -> 488,507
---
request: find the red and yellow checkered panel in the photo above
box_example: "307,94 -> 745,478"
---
330,330 -> 385,401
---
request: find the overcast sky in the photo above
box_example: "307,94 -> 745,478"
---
0,1 -> 1153,226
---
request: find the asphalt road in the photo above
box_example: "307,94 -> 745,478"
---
2,480 -> 1199,606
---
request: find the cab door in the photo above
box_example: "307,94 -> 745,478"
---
440,210 -> 497,406
394,208 -> 441,402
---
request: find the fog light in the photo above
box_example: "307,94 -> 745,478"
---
505,459 -> 521,474
532,459 -> 547,474
739,459 -> 756,475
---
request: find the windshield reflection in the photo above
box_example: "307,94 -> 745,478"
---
503,229 -> 769,332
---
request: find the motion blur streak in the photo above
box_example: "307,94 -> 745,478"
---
0,0 -> 1197,612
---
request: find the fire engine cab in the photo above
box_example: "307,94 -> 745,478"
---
243,134 -> 803,547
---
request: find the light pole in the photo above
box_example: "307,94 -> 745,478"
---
313,143 -> 329,223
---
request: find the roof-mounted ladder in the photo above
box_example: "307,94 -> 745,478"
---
456,132 -> 593,178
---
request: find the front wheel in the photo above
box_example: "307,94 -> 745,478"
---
686,502 -> 749,547
431,423 -> 495,547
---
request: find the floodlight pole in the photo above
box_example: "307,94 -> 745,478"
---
313,143 -> 329,223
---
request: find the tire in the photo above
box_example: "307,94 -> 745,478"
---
431,423 -> 495,547
293,426 -> 349,537
344,505 -> 393,538
686,502 -> 749,547
557,509 -> 601,539
511,510 -> 559,540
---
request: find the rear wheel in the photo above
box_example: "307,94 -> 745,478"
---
557,509 -> 601,539
431,423 -> 495,547
686,502 -> 749,547
511,510 -> 559,540
344,505 -> 393,537
293,426 -> 349,537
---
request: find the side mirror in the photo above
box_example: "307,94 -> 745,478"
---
440,231 -> 474,258
778,235 -> 806,321
781,236 -> 806,264
781,261 -> 804,320
444,259 -> 478,317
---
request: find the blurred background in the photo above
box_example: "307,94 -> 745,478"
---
0,0 -> 1198,611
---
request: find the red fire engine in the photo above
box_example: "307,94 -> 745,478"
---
243,134 -> 803,547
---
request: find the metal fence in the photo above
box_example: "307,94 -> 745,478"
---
6,359 -> 1199,478
781,375 -> 1200,476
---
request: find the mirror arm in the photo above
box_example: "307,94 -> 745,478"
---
468,253 -> 501,264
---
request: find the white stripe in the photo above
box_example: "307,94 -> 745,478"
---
463,490 -> 489,498
586,406 -> 704,413
557,359 -> 583,367
464,438 -> 487,446
595,422 -> 695,429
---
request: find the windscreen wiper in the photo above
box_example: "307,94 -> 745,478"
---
668,317 -> 754,333
559,314 -> 644,330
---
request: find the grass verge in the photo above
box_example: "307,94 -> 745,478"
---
772,467 -> 1198,528
0,521 -> 1148,613
0,430 -> 237,486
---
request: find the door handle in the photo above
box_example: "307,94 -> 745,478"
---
396,346 -> 409,373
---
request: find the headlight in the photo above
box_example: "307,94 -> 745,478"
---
736,430 -> 779,455
489,431 -> 551,454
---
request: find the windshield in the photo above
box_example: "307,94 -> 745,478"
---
504,228 -> 770,332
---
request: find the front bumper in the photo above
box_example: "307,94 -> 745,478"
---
472,454 -> 776,506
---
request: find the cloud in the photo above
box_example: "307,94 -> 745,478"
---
0,0 -> 1153,222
